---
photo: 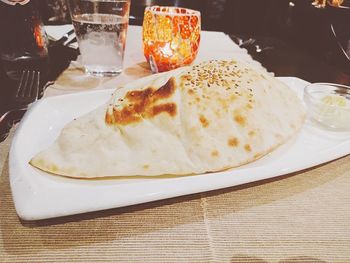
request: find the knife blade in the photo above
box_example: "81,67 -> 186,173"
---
0,107 -> 27,142
50,29 -> 75,47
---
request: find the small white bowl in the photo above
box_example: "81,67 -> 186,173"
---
304,83 -> 350,130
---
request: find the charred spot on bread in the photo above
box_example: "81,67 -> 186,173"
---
211,150 -> 219,157
234,114 -> 246,126
106,77 -> 177,125
244,144 -> 252,152
199,115 -> 210,128
228,137 -> 239,147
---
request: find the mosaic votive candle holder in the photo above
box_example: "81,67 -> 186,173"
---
142,6 -> 201,73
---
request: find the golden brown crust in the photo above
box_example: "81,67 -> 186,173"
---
211,150 -> 219,157
244,144 -> 252,152
228,137 -> 239,147
199,115 -> 210,128
234,113 -> 246,126
105,77 -> 177,125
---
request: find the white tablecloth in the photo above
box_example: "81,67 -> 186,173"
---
44,25 -> 262,97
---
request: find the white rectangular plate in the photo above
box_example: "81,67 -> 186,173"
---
9,77 -> 350,220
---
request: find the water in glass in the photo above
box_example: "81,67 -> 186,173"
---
68,0 -> 130,76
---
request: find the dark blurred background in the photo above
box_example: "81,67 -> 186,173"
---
38,0 -> 350,75
129,0 -> 350,75
2,0 -> 350,83
1,0 -> 350,137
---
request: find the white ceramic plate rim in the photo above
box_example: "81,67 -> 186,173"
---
9,77 -> 350,220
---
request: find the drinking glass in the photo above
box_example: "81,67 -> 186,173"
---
142,6 -> 201,73
67,0 -> 130,76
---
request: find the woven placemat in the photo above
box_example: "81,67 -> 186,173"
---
0,126 -> 349,262
1,26 -> 349,262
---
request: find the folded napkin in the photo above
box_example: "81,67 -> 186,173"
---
43,58 -> 152,97
45,24 -> 78,49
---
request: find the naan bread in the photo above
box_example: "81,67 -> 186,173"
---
30,60 -> 305,178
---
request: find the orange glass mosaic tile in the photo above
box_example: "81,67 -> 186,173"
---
142,6 -> 201,73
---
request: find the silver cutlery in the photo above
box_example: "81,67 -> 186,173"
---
0,70 -> 40,142
0,107 -> 27,126
64,35 -> 77,47
255,45 -> 274,53
49,29 -> 76,47
14,70 -> 40,104
231,35 -> 274,54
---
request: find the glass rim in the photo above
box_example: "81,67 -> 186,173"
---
305,82 -> 350,97
304,82 -> 350,110
305,82 -> 350,90
144,6 -> 200,17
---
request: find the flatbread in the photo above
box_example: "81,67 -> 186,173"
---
30,60 -> 305,178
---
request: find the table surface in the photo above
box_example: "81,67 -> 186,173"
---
0,26 -> 349,263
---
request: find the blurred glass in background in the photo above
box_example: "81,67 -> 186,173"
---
0,0 -> 49,80
46,0 -> 71,24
